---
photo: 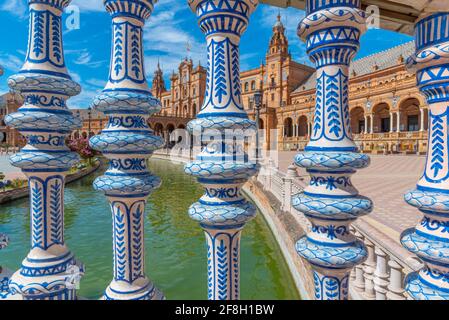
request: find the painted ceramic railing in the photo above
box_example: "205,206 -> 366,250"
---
4,0 -> 84,300
401,12 -> 449,300
185,0 -> 260,300
89,0 -> 164,300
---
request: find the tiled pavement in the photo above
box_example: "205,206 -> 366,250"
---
273,151 -> 425,243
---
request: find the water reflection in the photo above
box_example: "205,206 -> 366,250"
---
0,159 -> 300,300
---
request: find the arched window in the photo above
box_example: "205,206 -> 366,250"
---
251,81 -> 256,91
244,82 -> 249,92
283,118 -> 293,137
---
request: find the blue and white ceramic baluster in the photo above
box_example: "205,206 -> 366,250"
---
5,0 -> 83,300
0,67 -> 12,300
89,0 -> 164,300
292,0 -> 373,300
0,234 -> 17,300
0,234 -> 9,297
401,12 -> 449,300
186,0 -> 259,300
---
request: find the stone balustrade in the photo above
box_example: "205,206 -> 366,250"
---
254,159 -> 422,300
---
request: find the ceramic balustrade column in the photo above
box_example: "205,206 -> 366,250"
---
186,0 -> 259,300
363,239 -> 376,300
0,68 -> 10,300
419,108 -> 423,131
292,0 -> 372,300
5,0 -> 83,300
390,113 -> 394,133
353,231 -> 366,292
364,115 -> 368,134
373,247 -> 389,300
0,234 -> 21,300
386,259 -> 405,300
0,234 -> 11,299
401,12 -> 449,300
89,0 -> 164,300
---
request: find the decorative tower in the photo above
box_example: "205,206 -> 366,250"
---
267,13 -> 289,58
292,0 -> 373,300
89,0 -> 164,300
185,0 -> 259,300
5,0 -> 83,300
401,12 -> 449,300
151,60 -> 166,100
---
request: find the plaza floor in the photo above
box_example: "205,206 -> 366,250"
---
274,151 -> 425,244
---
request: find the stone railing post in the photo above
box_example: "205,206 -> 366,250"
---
373,247 -> 389,300
292,0 -> 372,300
5,0 -> 83,300
386,259 -> 405,300
267,158 -> 274,191
401,12 -> 449,300
185,0 -> 259,300
89,0 -> 164,300
352,231 -> 366,292
283,165 -> 298,212
363,239 -> 376,300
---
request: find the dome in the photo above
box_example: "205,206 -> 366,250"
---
273,13 -> 284,29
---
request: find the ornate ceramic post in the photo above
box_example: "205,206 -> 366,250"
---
0,234 -> 11,298
5,0 -> 83,300
186,0 -> 259,300
89,0 -> 164,300
401,12 -> 449,300
292,0 -> 373,300
0,234 -> 21,300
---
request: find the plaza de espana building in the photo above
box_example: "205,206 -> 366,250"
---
2,15 -> 428,155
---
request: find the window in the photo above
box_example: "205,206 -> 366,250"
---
271,94 -> 275,101
408,115 -> 419,131
358,120 -> 365,134
244,82 -> 249,92
251,81 -> 256,91
381,117 -> 390,133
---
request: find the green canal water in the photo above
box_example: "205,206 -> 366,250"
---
0,159 -> 300,300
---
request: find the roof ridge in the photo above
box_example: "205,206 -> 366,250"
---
353,40 -> 415,63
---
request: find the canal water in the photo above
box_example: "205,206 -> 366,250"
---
0,158 -> 300,300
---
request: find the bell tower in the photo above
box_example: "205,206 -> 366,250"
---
151,60 -> 166,100
267,13 -> 289,58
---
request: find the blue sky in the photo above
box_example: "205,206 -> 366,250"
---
0,0 -> 413,109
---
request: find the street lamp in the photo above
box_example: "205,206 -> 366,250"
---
253,90 -> 262,160
87,107 -> 92,138
76,110 -> 80,138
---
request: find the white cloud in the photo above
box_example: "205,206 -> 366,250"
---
0,52 -> 24,73
85,78 -> 106,88
70,0 -> 104,12
142,0 -> 206,78
67,77 -> 105,109
1,0 -> 27,19
66,49 -> 107,68
73,51 -> 92,65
